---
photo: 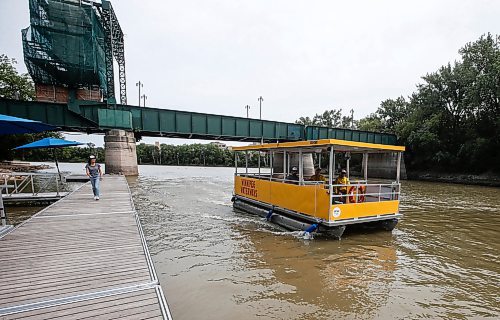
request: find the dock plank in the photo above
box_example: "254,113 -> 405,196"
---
1,288 -> 161,320
0,176 -> 171,319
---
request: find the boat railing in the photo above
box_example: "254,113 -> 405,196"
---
0,172 -> 61,197
236,173 -> 399,203
331,182 -> 400,204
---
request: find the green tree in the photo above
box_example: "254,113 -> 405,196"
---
361,33 -> 500,173
296,108 -> 354,128
0,53 -> 64,161
0,54 -> 35,100
357,113 -> 385,132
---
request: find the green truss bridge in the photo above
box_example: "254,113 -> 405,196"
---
0,98 -> 400,176
0,98 -> 396,145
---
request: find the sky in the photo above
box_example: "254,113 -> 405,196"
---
0,0 -> 499,147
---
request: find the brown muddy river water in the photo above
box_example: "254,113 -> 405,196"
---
5,164 -> 499,319
127,166 -> 499,320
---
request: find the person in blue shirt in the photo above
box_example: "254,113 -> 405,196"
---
85,155 -> 103,200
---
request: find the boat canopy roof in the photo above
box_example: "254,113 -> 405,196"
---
232,139 -> 405,153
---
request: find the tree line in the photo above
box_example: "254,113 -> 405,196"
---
137,143 -> 262,167
297,33 -> 500,174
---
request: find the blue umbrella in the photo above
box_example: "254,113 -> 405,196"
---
0,114 -> 57,135
14,137 -> 83,150
14,138 -> 84,179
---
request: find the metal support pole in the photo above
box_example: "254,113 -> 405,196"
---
0,188 -> 6,227
235,153 -> 238,175
363,153 -> 369,181
245,151 -> 248,175
136,81 -> 143,106
333,152 -> 336,180
287,152 -> 290,175
31,174 -> 34,195
258,96 -> 264,144
55,174 -> 60,197
328,148 -> 334,210
346,155 -> 350,179
318,153 -> 322,169
269,151 -> 273,181
396,152 -> 402,183
282,151 -> 286,182
258,96 -> 263,120
299,149 -> 303,185
258,152 -> 261,177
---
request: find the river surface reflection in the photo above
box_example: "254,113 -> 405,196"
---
126,165 -> 500,320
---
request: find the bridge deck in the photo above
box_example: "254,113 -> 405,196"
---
0,176 -> 172,319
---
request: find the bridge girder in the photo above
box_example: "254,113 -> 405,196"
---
0,98 -> 397,145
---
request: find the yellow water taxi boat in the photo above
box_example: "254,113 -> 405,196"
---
231,139 -> 405,238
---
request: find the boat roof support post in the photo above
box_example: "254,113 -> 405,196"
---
245,151 -> 248,175
363,152 -> 369,181
396,152 -> 401,183
269,151 -> 273,181
328,147 -> 334,217
346,153 -> 350,179
258,151 -> 261,177
287,152 -> 290,175
235,152 -> 238,175
299,149 -> 303,185
282,150 -> 286,182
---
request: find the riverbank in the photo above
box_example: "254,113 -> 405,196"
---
407,171 -> 500,187
0,160 -> 50,173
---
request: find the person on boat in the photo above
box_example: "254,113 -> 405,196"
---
309,167 -> 326,182
85,155 -> 103,200
286,166 -> 300,182
334,169 -> 350,203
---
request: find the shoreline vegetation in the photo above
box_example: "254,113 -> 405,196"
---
407,171 -> 500,188
3,161 -> 500,188
296,34 -> 500,178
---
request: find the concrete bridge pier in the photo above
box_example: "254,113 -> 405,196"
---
363,153 -> 407,180
104,129 -> 138,176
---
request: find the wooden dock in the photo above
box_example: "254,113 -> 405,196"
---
0,176 -> 172,319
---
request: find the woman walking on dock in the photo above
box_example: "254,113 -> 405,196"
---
86,155 -> 103,200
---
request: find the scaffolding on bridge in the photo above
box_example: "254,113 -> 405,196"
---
22,0 -> 126,105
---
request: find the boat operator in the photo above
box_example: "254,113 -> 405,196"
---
309,167 -> 326,182
286,166 -> 300,182
334,169 -> 350,203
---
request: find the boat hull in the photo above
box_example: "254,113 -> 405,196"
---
233,196 -> 399,239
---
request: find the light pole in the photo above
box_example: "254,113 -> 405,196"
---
258,96 -> 263,120
136,81 -> 143,106
141,94 -> 147,107
258,96 -> 264,144
350,109 -> 354,129
245,105 -> 250,118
